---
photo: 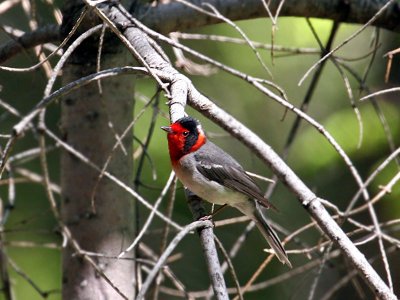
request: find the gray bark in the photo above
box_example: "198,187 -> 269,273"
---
60,49 -> 135,299
141,0 -> 400,34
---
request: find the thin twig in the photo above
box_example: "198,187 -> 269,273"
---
136,220 -> 213,300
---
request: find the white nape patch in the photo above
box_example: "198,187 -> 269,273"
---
196,124 -> 204,135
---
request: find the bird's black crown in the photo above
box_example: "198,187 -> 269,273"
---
177,117 -> 203,153
177,117 -> 200,132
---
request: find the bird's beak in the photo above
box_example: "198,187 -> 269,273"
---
161,126 -> 173,133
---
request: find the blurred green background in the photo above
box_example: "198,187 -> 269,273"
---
1,3 -> 399,299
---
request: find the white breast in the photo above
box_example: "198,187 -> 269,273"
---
173,153 -> 248,206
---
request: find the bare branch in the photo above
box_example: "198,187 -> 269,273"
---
0,24 -> 60,64
140,0 -> 400,34
136,220 -> 214,300
186,191 -> 229,300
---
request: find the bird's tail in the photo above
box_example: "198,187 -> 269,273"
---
253,208 -> 292,268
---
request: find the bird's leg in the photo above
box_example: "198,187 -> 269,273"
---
199,204 -> 228,221
211,204 -> 228,217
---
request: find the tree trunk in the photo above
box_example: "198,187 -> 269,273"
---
60,41 -> 135,299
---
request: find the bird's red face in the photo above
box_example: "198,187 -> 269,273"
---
162,117 -> 206,163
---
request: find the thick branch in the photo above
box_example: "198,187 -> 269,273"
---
186,191 -> 229,300
141,0 -> 400,34
0,24 -> 59,64
1,0 -> 400,64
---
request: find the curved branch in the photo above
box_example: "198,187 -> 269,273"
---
136,219 -> 214,300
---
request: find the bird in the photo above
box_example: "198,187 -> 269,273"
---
161,116 -> 292,267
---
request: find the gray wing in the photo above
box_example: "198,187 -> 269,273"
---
194,142 -> 277,210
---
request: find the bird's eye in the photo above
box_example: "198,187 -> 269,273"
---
182,131 -> 189,137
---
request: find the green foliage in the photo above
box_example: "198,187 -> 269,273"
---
293,102 -> 400,175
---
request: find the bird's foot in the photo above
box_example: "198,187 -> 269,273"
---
198,215 -> 215,227
199,214 -> 213,221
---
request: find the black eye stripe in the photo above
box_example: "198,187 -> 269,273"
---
176,117 -> 201,153
183,130 -> 198,153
